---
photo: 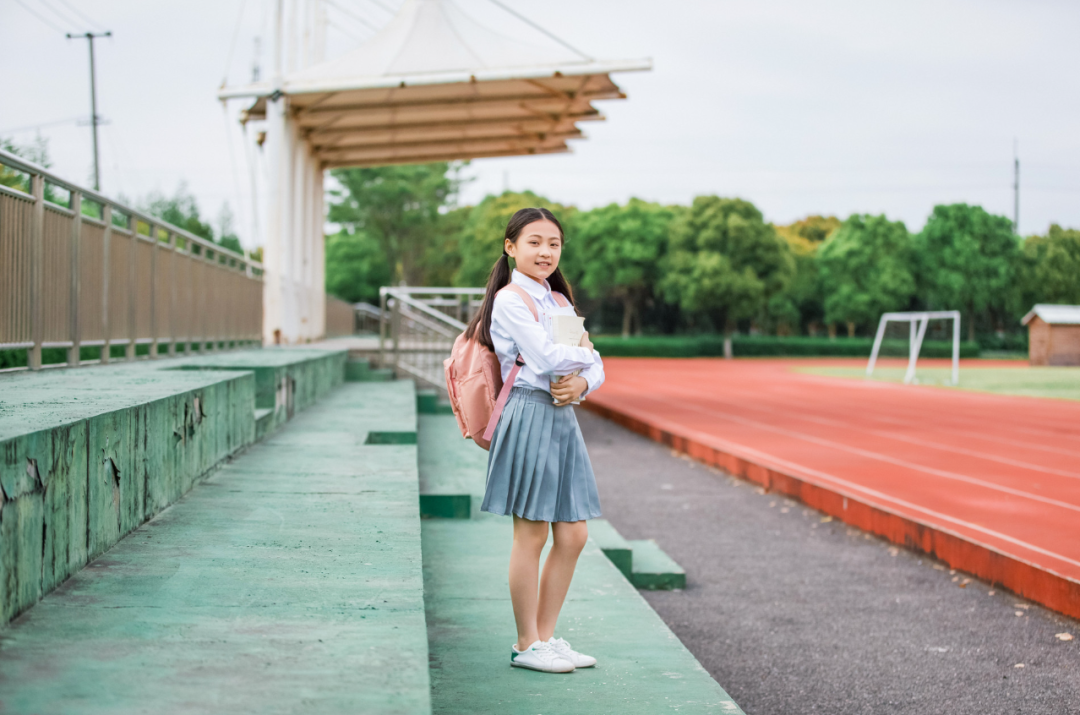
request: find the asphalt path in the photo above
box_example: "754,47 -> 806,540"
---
578,409 -> 1080,715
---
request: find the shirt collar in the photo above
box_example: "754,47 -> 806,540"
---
511,268 -> 551,300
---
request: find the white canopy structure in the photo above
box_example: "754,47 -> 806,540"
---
219,0 -> 650,344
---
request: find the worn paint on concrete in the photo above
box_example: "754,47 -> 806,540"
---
173,348 -> 346,437
0,381 -> 430,715
0,348 -> 346,626
0,364 -> 256,624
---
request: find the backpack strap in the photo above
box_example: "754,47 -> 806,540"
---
481,283 -> 555,444
499,284 -> 539,320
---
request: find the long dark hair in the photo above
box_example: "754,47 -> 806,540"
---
464,207 -> 577,350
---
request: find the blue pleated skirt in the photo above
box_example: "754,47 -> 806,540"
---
480,387 -> 603,523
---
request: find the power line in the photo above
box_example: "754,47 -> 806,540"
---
481,0 -> 591,60
54,0 -> 107,31
38,0 -> 81,29
66,31 -> 112,191
12,0 -> 67,33
0,116 -> 85,134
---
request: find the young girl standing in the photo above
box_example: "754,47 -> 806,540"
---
464,207 -> 605,674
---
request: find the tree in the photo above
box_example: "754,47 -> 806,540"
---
328,162 -> 462,286
660,196 -> 794,357
452,191 -> 575,287
818,214 -> 915,336
913,203 -> 1019,340
141,184 -> 215,241
215,203 -> 243,255
575,198 -> 673,337
775,215 -> 841,335
1,136 -> 50,192
324,229 -> 393,304
1019,224 -> 1080,308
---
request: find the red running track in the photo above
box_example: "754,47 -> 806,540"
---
583,357 -> 1080,618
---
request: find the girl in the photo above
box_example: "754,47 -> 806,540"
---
464,207 -> 605,674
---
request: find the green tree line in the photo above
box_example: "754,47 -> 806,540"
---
327,163 -> 1078,345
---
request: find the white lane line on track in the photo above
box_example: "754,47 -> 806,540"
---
609,389 -> 1080,516
656,381 -> 1080,482
785,371 -> 1080,447
605,399 -> 1080,574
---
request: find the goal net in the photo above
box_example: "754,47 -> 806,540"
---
866,311 -> 961,385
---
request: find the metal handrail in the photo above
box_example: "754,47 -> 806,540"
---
0,148 -> 262,271
378,286 -> 485,392
0,147 -> 264,370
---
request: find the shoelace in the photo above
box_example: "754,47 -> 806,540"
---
531,641 -> 561,663
552,638 -> 574,653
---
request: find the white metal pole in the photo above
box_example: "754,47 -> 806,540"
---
905,316 -> 930,384
952,311 -> 960,385
866,314 -> 889,377
263,0 -> 286,345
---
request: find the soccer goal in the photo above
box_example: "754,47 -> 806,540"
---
866,311 -> 961,385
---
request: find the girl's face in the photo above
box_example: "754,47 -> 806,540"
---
506,219 -> 562,284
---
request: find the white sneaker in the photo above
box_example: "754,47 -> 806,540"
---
548,637 -> 597,668
510,640 -> 575,673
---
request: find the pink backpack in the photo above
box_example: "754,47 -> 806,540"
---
443,284 -> 570,450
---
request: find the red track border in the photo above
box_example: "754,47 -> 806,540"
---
582,400 -> 1080,621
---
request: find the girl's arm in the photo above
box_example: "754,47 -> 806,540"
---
578,351 -> 605,397
492,292 -> 597,375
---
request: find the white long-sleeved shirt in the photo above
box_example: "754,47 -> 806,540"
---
490,269 -> 605,397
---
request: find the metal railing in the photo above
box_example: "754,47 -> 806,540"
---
355,302 -> 381,334
0,148 -> 264,370
379,286 -> 485,392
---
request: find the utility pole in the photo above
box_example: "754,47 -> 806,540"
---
66,31 -> 111,191
1013,139 -> 1020,234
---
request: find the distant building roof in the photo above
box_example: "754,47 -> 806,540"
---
1021,304 -> 1080,326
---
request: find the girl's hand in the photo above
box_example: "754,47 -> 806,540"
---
579,331 -> 594,351
551,375 -> 588,406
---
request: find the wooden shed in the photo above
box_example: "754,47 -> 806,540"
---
1021,304 -> 1080,366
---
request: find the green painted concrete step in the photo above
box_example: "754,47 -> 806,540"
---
0,362 -> 259,625
416,390 -> 454,415
0,380 -> 432,714
345,359 -> 394,382
588,519 -> 633,579
629,538 -> 687,591
174,347 -> 347,436
422,516 -> 743,714
417,414 -> 488,519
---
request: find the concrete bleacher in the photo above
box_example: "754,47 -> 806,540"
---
0,348 -> 345,626
0,379 -> 430,714
1,354 -> 742,713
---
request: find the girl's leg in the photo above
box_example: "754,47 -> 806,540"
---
537,520 -> 588,642
510,515 -> 549,650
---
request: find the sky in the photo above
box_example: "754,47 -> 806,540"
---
2,0 -> 1079,249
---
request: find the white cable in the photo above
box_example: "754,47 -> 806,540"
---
325,0 -> 376,32
479,0 -> 590,60
222,0 -> 250,86
221,101 -> 250,247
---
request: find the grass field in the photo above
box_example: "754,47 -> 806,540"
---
797,364 -> 1080,402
